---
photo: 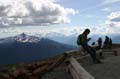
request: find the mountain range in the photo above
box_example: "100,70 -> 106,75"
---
37,32 -> 120,46
0,33 -> 77,66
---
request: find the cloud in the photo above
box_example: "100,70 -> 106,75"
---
103,0 -> 120,4
1,25 -> 119,39
101,7 -> 112,12
17,26 -> 110,36
0,0 -> 78,27
106,11 -> 120,27
79,0 -> 120,13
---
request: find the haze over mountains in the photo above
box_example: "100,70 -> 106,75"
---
0,33 -> 77,65
35,32 -> 120,46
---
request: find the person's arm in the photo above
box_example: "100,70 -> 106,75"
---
87,38 -> 91,42
81,35 -> 90,45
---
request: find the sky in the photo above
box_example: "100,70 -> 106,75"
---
0,0 -> 120,38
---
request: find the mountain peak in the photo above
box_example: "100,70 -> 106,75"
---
20,33 -> 26,37
14,33 -> 40,43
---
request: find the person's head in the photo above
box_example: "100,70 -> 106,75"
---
83,29 -> 90,35
105,36 -> 109,40
92,42 -> 95,45
105,36 -> 109,38
98,37 -> 102,40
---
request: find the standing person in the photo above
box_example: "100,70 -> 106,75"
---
109,38 -> 112,49
109,38 -> 112,46
103,36 -> 109,48
77,29 -> 101,64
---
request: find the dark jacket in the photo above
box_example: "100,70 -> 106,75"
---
80,34 -> 90,46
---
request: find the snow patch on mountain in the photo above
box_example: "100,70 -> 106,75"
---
14,33 -> 40,43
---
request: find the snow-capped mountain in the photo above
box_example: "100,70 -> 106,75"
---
0,33 -> 40,44
14,33 -> 40,43
0,33 -> 77,66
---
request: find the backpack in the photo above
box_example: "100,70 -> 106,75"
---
77,34 -> 82,45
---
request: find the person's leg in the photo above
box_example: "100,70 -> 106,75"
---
88,46 -> 101,63
82,45 -> 101,63
82,45 -> 96,61
89,46 -> 96,53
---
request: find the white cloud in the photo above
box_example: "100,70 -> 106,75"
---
1,25 -> 119,39
10,26 -> 109,35
79,0 -> 120,13
106,11 -> 120,27
0,0 -> 78,27
105,11 -> 120,35
85,15 -> 94,18
101,7 -> 112,12
103,0 -> 120,4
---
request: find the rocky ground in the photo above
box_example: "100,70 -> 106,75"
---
0,53 -> 71,79
0,56 -> 59,79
